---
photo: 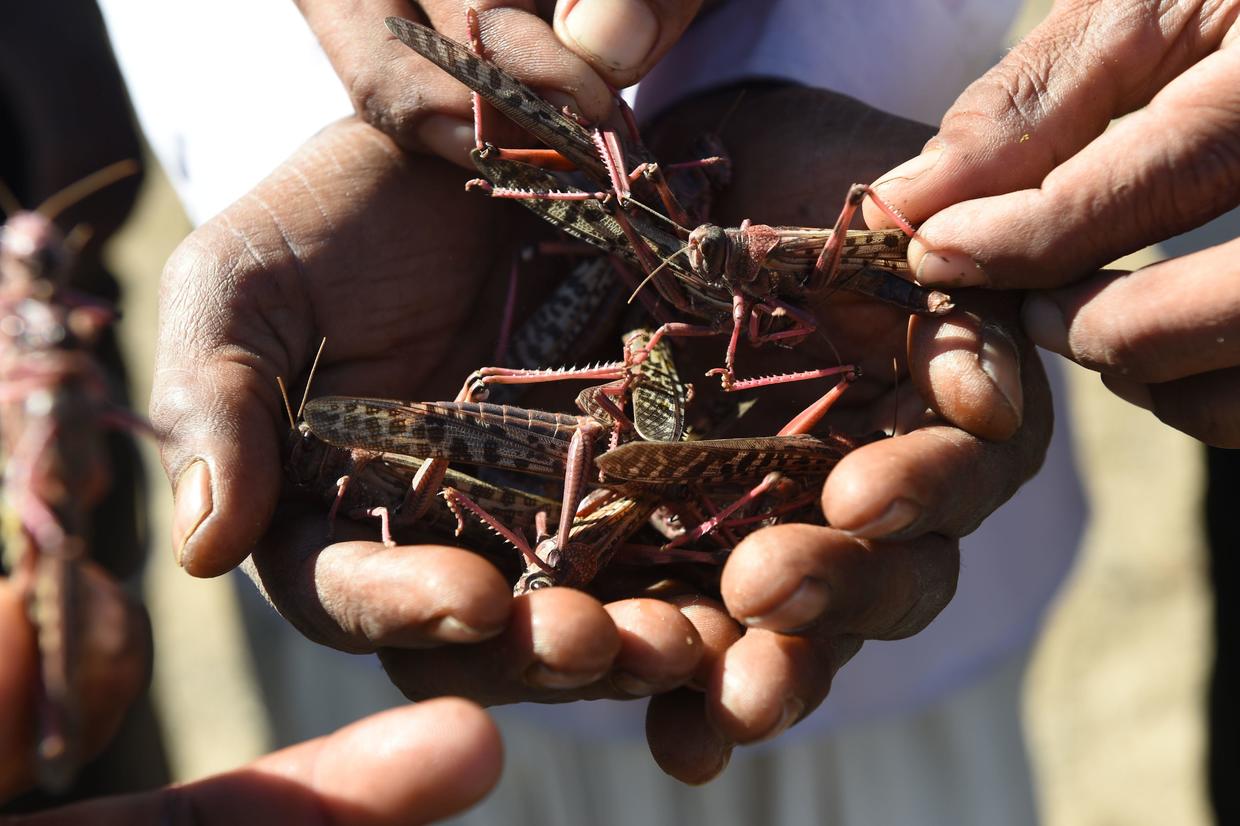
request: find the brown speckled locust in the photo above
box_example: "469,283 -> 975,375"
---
385,14 -> 953,391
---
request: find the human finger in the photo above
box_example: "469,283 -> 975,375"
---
602,598 -> 703,697
553,0 -> 705,88
153,119 -> 494,578
821,311 -> 1050,538
866,0 -> 1240,228
298,0 -> 615,163
377,586 -> 622,704
1021,239 -> 1240,445
645,688 -> 732,784
1103,368 -> 1240,448
721,525 -> 959,638
904,44 -> 1240,289
642,595 -> 740,784
22,699 -> 501,826
711,530 -> 959,743
248,513 -> 513,653
1022,245 -> 1240,383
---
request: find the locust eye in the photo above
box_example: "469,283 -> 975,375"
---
526,575 -> 554,590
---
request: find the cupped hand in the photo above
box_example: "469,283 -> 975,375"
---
635,84 -> 1051,781
295,0 -> 707,163
153,117 -> 712,725
867,0 -> 1240,446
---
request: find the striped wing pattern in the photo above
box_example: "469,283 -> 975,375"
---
595,434 -> 856,486
303,396 -> 582,477
627,330 -> 687,443
385,16 -> 606,180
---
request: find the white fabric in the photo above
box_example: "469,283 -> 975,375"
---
635,0 -> 1021,124
98,0 -> 1075,741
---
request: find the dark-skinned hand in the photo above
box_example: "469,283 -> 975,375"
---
152,82 -> 1048,784
867,0 -> 1240,447
294,0 -> 710,163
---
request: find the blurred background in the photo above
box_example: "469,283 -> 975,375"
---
17,0 -> 1231,822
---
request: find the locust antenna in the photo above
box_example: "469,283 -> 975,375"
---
0,179 -> 22,218
624,196 -> 688,236
627,245 -> 688,304
37,159 -> 140,221
297,337 -> 328,420
276,376 -> 296,429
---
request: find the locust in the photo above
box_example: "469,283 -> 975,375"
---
385,15 -> 953,390
0,161 -> 144,792
287,330 -> 680,561
302,328 -> 862,593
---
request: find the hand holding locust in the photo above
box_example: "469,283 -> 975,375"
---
153,79 -> 1049,781
294,0 -> 707,163
869,0 -> 1240,447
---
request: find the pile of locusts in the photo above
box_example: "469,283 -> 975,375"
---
0,161 -> 143,791
286,15 -> 955,597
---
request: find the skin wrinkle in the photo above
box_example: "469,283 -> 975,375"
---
240,197 -> 319,376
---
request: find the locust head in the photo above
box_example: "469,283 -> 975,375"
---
686,224 -> 729,284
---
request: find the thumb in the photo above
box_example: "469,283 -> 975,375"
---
554,0 -> 704,88
152,238 -> 290,579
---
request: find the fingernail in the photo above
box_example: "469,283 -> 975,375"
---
914,248 -> 988,287
424,615 -> 502,643
874,148 -> 943,189
563,0 -> 659,72
611,671 -> 659,696
757,696 -> 804,742
842,498 -> 920,539
418,115 -> 476,164
525,663 -> 608,690
1102,374 -> 1154,412
979,322 -> 1023,423
1021,294 -> 1070,355
742,577 -> 829,630
172,459 -> 211,567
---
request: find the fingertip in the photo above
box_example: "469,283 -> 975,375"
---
867,146 -> 945,227
645,689 -> 732,785
311,543 -> 512,649
603,598 -> 702,696
707,630 -> 813,744
518,587 -> 620,689
555,0 -> 701,87
909,311 -> 1023,441
721,524 -> 838,630
664,595 -> 742,690
318,699 -> 503,824
156,364 -> 284,578
557,0 -> 659,82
